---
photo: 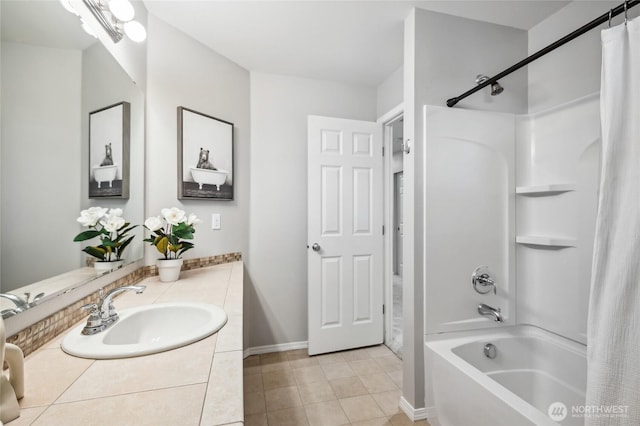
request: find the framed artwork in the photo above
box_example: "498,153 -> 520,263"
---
88,102 -> 130,199
178,106 -> 234,200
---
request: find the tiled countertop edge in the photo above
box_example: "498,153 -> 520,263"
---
7,252 -> 242,358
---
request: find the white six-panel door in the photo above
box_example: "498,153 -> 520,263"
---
307,115 -> 383,355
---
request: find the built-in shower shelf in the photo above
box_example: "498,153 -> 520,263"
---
516,183 -> 576,195
516,235 -> 576,248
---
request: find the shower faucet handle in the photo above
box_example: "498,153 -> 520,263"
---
472,265 -> 497,295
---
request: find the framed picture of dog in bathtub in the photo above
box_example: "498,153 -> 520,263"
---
178,107 -> 234,200
88,102 -> 130,199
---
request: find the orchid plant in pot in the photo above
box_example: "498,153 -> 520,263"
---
144,207 -> 199,282
74,207 -> 136,274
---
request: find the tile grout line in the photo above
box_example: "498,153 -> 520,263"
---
249,346 -> 404,426
198,270 -> 232,426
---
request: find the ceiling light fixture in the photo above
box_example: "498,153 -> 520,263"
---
82,0 -> 146,43
107,0 -> 135,22
59,0 -> 79,16
81,18 -> 98,38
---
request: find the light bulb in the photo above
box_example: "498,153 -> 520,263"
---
59,0 -> 79,16
124,21 -> 146,42
81,19 -> 98,38
108,0 -> 135,22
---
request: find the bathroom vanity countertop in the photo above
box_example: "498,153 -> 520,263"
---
9,261 -> 244,426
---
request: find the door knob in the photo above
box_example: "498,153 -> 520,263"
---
312,243 -> 321,252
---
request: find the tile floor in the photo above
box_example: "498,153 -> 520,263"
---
243,345 -> 431,426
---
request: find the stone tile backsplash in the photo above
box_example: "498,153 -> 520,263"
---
6,252 -> 242,358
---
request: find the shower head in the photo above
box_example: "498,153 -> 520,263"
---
476,74 -> 504,96
491,81 -> 504,96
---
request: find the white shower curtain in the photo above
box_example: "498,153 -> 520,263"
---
587,15 -> 640,426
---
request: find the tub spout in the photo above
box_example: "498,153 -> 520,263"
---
478,303 -> 502,322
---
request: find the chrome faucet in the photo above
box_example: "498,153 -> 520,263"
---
1,308 -> 20,319
98,285 -> 146,326
471,266 -> 497,295
0,293 -> 29,311
0,292 -> 47,319
478,303 -> 503,322
80,285 -> 146,335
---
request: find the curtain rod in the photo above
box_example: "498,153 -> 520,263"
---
446,0 -> 639,108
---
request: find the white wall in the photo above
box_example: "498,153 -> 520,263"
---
412,9 -> 528,113
528,0 -> 640,112
518,0 -> 640,342
145,16 -> 250,268
1,42 -> 82,291
516,95 -> 600,345
81,42 -> 146,262
377,66 -> 403,118
248,72 -> 376,348
405,8 -> 528,414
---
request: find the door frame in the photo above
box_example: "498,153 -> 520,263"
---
378,104 -> 404,349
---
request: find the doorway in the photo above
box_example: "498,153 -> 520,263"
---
307,115 -> 384,355
383,112 -> 404,358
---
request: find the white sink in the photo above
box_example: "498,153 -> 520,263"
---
61,302 -> 227,359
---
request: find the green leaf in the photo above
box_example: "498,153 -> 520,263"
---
173,222 -> 188,231
168,235 -> 180,246
118,224 -> 137,236
156,236 -> 169,254
173,229 -> 194,239
73,229 -> 102,242
177,242 -> 194,257
82,246 -> 106,260
117,235 -> 135,257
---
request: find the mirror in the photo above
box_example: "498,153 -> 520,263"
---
0,0 -> 145,317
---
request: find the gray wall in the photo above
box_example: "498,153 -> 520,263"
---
528,0 -> 640,112
404,8 -> 528,412
413,9 -> 528,112
377,66 -> 403,117
80,42 -> 146,263
145,15 -> 251,271
247,72 -> 377,348
1,42 -> 82,291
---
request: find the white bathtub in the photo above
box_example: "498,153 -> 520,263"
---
92,164 -> 118,188
426,325 -> 586,426
190,167 -> 228,190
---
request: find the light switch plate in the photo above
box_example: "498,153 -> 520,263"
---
212,213 -> 221,230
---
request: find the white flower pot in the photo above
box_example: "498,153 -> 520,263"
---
157,258 -> 184,282
94,260 -> 124,276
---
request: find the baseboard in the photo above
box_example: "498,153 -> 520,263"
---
399,397 -> 436,422
243,341 -> 308,358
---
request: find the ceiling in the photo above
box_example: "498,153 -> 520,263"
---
0,0 -> 572,87
144,0 -> 572,87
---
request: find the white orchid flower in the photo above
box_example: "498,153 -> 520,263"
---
144,216 -> 164,232
77,206 -> 108,227
109,208 -> 123,217
186,213 -> 200,225
161,207 -> 186,226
